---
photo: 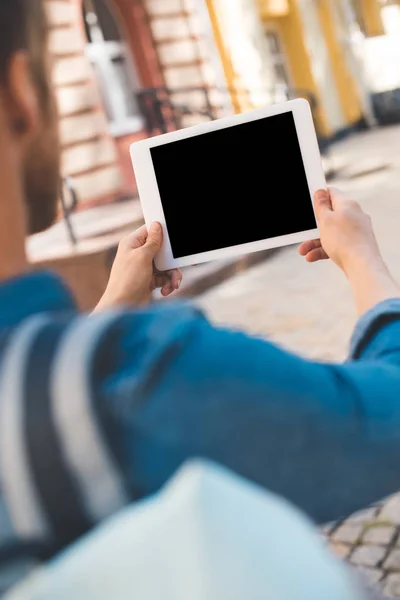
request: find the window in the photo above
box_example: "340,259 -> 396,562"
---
82,0 -> 143,136
265,30 -> 291,89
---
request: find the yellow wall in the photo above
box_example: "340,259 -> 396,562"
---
316,0 -> 363,125
205,0 -> 242,113
357,0 -> 385,37
268,0 -> 331,136
207,0 -> 365,130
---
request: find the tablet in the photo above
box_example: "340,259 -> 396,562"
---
130,98 -> 325,271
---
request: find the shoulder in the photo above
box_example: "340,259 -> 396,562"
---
0,302 -> 207,387
87,302 -> 210,374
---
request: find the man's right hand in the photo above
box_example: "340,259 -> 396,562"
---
299,187 -> 399,315
298,188 -> 381,276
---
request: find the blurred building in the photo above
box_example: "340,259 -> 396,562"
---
47,0 -> 229,210
46,0 -> 396,210
354,0 -> 400,125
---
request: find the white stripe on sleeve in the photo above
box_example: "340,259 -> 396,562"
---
50,312 -> 128,523
0,316 -> 51,539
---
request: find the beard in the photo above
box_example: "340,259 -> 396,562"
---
23,113 -> 61,235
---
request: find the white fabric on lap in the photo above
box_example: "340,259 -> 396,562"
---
6,460 -> 367,600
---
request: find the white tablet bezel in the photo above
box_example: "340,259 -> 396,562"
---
130,98 -> 325,271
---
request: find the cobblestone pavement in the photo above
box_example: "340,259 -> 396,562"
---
195,125 -> 400,597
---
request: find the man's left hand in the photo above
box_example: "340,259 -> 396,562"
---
94,223 -> 182,312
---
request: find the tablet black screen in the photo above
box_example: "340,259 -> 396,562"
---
150,111 -> 317,259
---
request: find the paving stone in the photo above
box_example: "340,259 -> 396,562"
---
348,507 -> 378,524
380,496 -> 400,526
350,545 -> 386,567
355,566 -> 383,585
363,525 -> 396,545
384,573 -> 400,598
332,523 -> 363,544
328,541 -> 351,559
384,549 -> 400,571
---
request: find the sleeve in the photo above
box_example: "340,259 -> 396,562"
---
97,299 -> 400,525
349,298 -> 400,360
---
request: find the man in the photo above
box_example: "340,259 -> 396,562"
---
1,0 -> 400,590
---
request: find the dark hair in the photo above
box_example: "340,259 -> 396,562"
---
0,0 -> 49,101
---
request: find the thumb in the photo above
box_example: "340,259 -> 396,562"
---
314,189 -> 332,222
328,187 -> 347,211
143,222 -> 163,257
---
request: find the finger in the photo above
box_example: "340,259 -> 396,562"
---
298,239 -> 322,256
161,282 -> 174,297
314,189 -> 332,222
306,247 -> 329,263
143,222 -> 163,258
154,274 -> 167,289
153,269 -> 182,291
152,274 -> 169,294
167,269 -> 182,291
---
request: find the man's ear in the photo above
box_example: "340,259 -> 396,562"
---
2,51 -> 40,143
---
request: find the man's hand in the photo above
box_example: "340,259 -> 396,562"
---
298,188 -> 380,275
94,223 -> 182,312
299,188 -> 399,315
